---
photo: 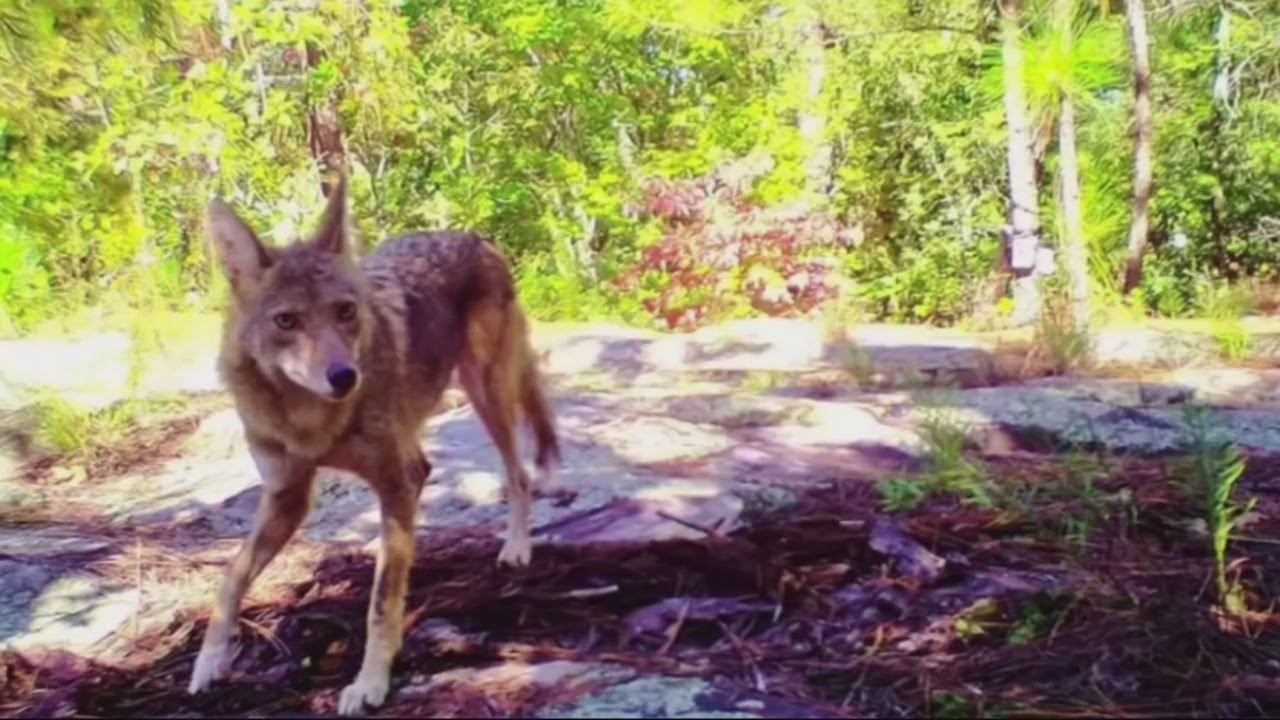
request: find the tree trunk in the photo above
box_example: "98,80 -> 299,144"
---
796,1 -> 832,206
302,42 -> 346,199
999,0 -> 1042,326
615,117 -> 637,178
1056,0 -> 1090,334
1208,7 -> 1232,278
213,0 -> 234,50
1120,0 -> 1154,295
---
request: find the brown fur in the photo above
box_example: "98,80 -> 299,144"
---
188,175 -> 560,715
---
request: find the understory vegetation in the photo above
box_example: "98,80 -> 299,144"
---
1,0 -> 1279,335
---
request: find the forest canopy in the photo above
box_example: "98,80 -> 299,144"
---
1,0 -> 1278,334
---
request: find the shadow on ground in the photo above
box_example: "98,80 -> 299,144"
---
7,467 -> 1280,718
8,320 -> 1280,716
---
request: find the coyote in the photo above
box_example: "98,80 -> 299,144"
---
187,175 -> 560,715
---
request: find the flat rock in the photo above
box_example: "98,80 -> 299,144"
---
589,416 -> 734,465
1159,367 -> 1280,407
0,564 -> 139,657
533,482 -> 743,546
0,315 -> 227,411
537,324 -> 663,376
679,398 -> 925,484
845,324 -> 997,385
1016,377 -> 1194,407
0,479 -> 45,509
396,660 -> 834,719
406,660 -> 638,705
0,528 -> 111,559
714,439 -> 919,485
753,400 -> 923,452
1023,369 -> 1280,409
654,318 -> 838,372
182,408 -> 247,459
0,333 -> 134,411
1092,325 -> 1280,367
630,393 -> 808,428
126,396 -> 745,548
921,386 -> 1280,455
103,456 -> 260,529
536,676 -> 764,719
1092,326 -> 1204,366
537,320 -> 1005,392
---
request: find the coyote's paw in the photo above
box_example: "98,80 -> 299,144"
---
338,672 -> 389,716
497,535 -> 532,568
187,642 -> 233,695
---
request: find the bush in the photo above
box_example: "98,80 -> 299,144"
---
613,162 -> 857,331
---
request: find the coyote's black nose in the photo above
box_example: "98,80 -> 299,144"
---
326,364 -> 359,397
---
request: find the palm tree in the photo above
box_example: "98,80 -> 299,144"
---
1012,1 -> 1125,332
998,0 -> 1044,326
1051,0 -> 1090,334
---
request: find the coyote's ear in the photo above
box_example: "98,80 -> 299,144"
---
207,198 -> 273,301
312,173 -> 350,256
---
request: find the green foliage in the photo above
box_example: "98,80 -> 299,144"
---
1211,319 -> 1252,363
878,476 -> 931,512
1178,405 -> 1256,614
1060,472 -> 1099,551
1006,592 -> 1072,646
28,393 -> 182,460
514,250 -> 643,324
2,0 -> 1279,332
1032,275 -> 1092,374
1007,601 -> 1053,646
878,403 -> 996,511
929,691 -> 976,719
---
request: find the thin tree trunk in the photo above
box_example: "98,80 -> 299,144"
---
615,117 -> 636,178
1058,96 -> 1093,336
302,42 -> 346,199
979,1 -> 1010,311
1208,7 -> 1232,278
571,202 -> 600,283
214,0 -> 233,50
1055,0 -> 1090,333
1120,0 -> 1154,295
796,1 -> 832,206
999,0 -> 1043,325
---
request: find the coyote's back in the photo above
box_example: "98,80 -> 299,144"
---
351,229 -> 561,472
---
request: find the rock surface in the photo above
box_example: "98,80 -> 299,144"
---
4,317 -> 1280,714
537,676 -> 757,719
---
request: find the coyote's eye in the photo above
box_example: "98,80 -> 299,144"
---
335,302 -> 358,322
273,312 -> 300,330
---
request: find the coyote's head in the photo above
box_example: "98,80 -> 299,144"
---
208,176 -> 370,402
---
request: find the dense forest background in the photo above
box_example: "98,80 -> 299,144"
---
1,0 -> 1278,335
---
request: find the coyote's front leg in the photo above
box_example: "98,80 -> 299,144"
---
337,444 -> 420,716
189,446 -> 316,694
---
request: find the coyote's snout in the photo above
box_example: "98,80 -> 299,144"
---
188,174 -> 560,715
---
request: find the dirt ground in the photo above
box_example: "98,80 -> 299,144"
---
5,453 -> 1280,719
8,318 -> 1280,718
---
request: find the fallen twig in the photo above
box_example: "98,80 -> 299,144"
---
555,585 -> 619,600
656,510 -> 725,538
659,599 -> 691,656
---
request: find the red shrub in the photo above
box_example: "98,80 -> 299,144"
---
615,166 -> 855,331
